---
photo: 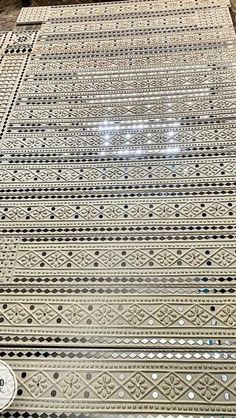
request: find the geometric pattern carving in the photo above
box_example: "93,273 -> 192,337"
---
1,297 -> 236,328
3,125 -> 236,150
19,70 -> 236,93
0,297 -> 236,344
33,28 -> 234,55
25,45 -> 236,72
0,158 -> 235,183
0,196 -> 234,222
3,125 -> 235,154
10,97 -> 236,121
2,348 -> 236,416
15,243 -> 236,271
39,8 -> 231,35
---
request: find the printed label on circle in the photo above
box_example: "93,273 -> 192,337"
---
0,361 -> 17,412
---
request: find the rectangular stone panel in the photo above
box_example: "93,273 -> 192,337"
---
1,0 -> 236,416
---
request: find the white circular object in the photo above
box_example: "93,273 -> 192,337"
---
188,391 -> 195,399
0,361 -> 17,412
118,390 -> 124,398
152,391 -> 158,399
224,392 -> 230,401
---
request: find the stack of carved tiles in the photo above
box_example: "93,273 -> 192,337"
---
0,0 -> 236,417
